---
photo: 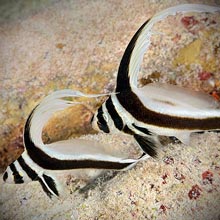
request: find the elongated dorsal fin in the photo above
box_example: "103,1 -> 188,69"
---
116,4 -> 220,92
133,83 -> 220,119
23,89 -> 142,172
116,19 -> 150,92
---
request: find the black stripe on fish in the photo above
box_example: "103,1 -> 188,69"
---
26,147 -> 133,170
117,90 -> 220,130
122,124 -> 159,157
123,125 -> 135,135
3,171 -> 8,182
134,134 -> 157,158
38,177 -> 54,198
132,123 -> 152,135
42,174 -> 59,197
23,111 -> 133,171
17,156 -> 38,181
116,19 -> 150,92
90,114 -> 94,123
97,106 -> 110,133
105,96 -> 124,130
9,163 -> 24,184
18,155 -> 59,198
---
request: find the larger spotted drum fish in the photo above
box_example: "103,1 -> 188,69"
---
91,4 -> 220,158
2,90 -> 143,197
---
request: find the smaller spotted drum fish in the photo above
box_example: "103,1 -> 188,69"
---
2,90 -> 141,197
2,4 -> 220,197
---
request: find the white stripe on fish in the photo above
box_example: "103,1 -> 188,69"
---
3,90 -> 145,197
91,4 -> 220,157
3,4 -> 220,197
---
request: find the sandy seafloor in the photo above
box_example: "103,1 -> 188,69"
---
0,0 -> 220,219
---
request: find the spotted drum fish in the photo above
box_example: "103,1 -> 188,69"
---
2,90 -> 142,197
2,4 -> 220,198
91,4 -> 220,158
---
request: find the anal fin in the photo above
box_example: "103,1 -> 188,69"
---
133,134 -> 159,158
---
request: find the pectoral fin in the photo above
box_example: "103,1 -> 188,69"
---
38,174 -> 60,198
133,134 -> 160,158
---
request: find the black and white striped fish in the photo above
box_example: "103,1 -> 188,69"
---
91,4 -> 220,158
2,4 -> 220,198
2,90 -> 143,197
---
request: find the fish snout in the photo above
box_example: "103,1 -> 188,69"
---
3,171 -> 8,182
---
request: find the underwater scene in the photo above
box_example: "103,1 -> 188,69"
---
0,1 -> 220,219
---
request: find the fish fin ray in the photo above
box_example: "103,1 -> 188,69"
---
29,89 -> 111,147
133,134 -> 160,158
38,174 -> 60,198
134,83 -> 219,116
129,4 -> 220,88
44,138 -> 133,160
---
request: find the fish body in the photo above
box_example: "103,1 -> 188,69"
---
91,4 -> 220,157
3,90 -> 143,197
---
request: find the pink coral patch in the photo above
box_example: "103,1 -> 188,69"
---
188,185 -> 202,200
198,71 -> 212,81
202,170 -> 214,184
181,16 -> 199,29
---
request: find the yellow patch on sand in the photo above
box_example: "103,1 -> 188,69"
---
173,29 -> 219,73
173,39 -> 202,67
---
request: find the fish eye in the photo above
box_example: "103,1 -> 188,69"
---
96,105 -> 110,133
